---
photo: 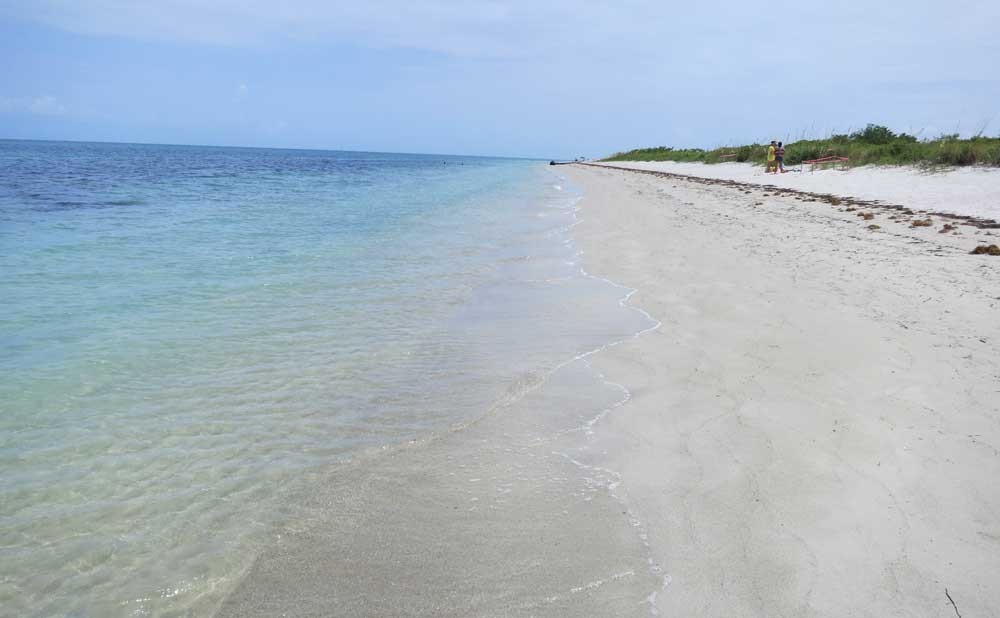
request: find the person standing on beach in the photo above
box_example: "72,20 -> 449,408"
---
776,141 -> 786,173
767,141 -> 777,173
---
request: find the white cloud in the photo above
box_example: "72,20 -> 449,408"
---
261,119 -> 288,135
4,1 -> 998,76
0,1 -> 782,57
0,95 -> 67,115
233,82 -> 249,103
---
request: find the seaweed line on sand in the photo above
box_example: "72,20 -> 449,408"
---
583,163 -> 1000,230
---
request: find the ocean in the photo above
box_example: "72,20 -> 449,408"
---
0,140 -> 655,616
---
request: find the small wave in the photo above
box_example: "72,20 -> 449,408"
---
30,200 -> 87,212
32,198 -> 146,211
495,371 -> 546,408
100,198 -> 147,206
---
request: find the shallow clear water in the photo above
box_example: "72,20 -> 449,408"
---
0,140 -> 652,616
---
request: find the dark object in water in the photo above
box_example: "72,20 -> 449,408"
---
970,244 -> 1000,255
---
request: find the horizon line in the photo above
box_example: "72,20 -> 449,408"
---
0,136 -> 549,162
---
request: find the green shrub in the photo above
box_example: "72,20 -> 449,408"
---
852,124 -> 897,145
602,125 -> 1000,168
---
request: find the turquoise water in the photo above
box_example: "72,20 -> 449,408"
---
0,140 -> 651,616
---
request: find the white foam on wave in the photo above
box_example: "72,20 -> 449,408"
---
535,169 -> 668,617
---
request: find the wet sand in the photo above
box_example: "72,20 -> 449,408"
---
216,359 -> 666,617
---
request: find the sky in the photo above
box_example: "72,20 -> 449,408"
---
1,1 -> 999,158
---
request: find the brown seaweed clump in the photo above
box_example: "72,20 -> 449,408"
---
867,224 -> 881,230
970,244 -> 1000,255
862,213 -> 875,220
911,219 -> 933,227
939,224 -> 957,233
845,206 -> 857,212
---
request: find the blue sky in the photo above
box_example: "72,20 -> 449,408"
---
1,1 -> 998,158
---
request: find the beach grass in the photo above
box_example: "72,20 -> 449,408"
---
603,125 -> 1000,167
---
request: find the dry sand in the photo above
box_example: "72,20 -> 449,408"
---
596,160 -> 1000,222
565,163 -> 1000,617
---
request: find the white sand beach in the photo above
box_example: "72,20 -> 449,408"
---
565,163 -> 1000,616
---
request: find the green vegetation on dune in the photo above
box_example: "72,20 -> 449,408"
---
603,125 -> 1000,167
